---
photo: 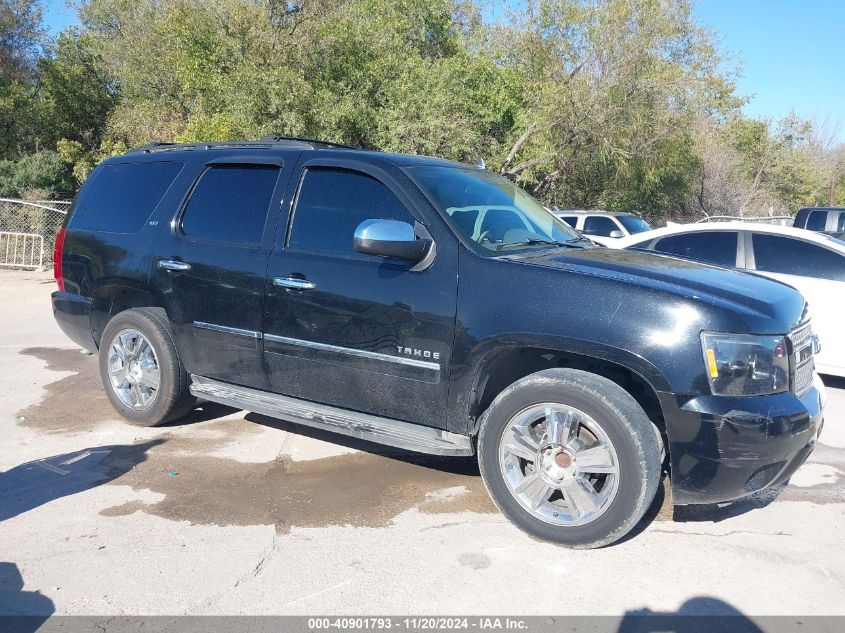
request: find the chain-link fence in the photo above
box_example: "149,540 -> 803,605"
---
0,198 -> 69,270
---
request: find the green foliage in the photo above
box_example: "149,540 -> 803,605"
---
0,0 -> 841,216
35,31 -> 117,150
0,150 -> 75,197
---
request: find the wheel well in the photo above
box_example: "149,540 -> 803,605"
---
471,347 -> 666,439
91,287 -> 164,347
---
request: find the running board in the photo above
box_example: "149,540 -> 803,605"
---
189,375 -> 474,457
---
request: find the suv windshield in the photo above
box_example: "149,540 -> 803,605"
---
408,166 -> 582,253
617,215 -> 652,234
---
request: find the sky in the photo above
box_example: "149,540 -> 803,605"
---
694,0 -> 845,141
41,0 -> 845,140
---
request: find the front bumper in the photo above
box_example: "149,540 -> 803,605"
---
659,374 -> 825,505
52,291 -> 96,352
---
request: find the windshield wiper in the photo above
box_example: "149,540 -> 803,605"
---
494,238 -> 578,251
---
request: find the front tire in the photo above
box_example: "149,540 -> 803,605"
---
99,308 -> 196,426
477,368 -> 661,548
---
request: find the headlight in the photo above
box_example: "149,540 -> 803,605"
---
701,332 -> 789,396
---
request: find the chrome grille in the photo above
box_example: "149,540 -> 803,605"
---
789,321 -> 815,396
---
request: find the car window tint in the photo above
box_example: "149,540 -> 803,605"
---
837,212 -> 845,233
752,233 -> 845,281
582,216 -> 619,236
180,165 -> 279,245
617,215 -> 652,234
653,232 -> 737,267
807,210 -> 828,231
558,216 -> 578,228
72,161 -> 183,233
289,167 -> 414,254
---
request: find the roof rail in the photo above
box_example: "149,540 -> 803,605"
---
258,135 -> 357,149
127,136 -> 357,154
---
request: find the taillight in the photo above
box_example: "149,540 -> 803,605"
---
53,227 -> 67,291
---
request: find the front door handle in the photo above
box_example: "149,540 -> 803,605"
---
273,276 -> 316,290
158,260 -> 191,271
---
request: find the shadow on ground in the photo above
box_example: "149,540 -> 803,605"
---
0,562 -> 54,627
0,440 -> 165,523
619,596 -> 765,632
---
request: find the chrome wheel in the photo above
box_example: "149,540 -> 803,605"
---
107,328 -> 160,410
498,403 -> 620,526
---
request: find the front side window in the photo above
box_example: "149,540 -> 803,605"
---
72,161 -> 183,233
752,233 -> 845,281
181,165 -> 279,245
806,210 -> 828,231
288,167 -> 414,255
617,215 -> 652,234
582,216 -> 620,237
408,166 -> 580,253
653,232 -> 738,267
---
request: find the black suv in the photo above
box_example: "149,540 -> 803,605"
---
52,137 -> 824,547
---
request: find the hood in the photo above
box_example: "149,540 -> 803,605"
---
511,246 -> 806,329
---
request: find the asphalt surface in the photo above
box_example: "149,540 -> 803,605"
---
0,270 -> 843,616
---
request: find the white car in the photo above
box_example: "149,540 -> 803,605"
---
553,210 -> 652,245
608,222 -> 845,377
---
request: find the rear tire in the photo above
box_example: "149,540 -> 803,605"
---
99,308 -> 195,426
477,368 -> 661,548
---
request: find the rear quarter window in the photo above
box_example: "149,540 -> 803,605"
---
70,161 -> 184,233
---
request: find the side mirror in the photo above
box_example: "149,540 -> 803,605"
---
609,230 -> 624,238
353,219 -> 432,262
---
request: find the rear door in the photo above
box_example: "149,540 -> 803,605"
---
262,157 -> 458,427
149,157 -> 293,390
745,232 -> 845,375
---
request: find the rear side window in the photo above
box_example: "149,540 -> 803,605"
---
837,212 -> 845,233
72,161 -> 183,233
752,233 -> 845,281
652,232 -> 738,267
180,165 -> 280,246
288,168 -> 414,255
558,216 -> 578,228
806,210 -> 828,231
582,216 -> 619,236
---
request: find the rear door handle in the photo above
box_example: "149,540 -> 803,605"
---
158,260 -> 191,271
273,277 -> 316,290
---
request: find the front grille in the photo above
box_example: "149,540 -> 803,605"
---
788,321 -> 815,396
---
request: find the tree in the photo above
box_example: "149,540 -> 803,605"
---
0,0 -> 45,159
486,0 -> 740,220
0,149 -> 75,197
36,31 -> 117,151
0,0 -> 43,80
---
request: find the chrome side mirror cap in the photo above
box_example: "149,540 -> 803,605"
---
353,219 -> 433,262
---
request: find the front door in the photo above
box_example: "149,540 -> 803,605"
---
150,158 -> 292,390
262,158 -> 458,427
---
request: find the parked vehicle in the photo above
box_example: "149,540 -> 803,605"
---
609,222 -> 844,377
553,210 -> 652,244
53,138 -> 824,548
793,207 -> 845,238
